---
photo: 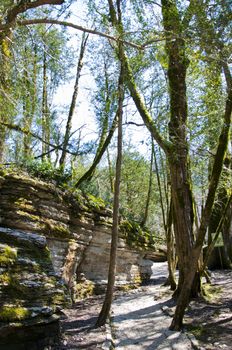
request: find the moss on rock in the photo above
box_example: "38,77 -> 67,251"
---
74,280 -> 95,300
120,220 -> 156,250
0,306 -> 30,322
0,245 -> 17,266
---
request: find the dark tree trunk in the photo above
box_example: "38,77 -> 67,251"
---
161,0 -> 199,298
164,199 -> 177,290
170,66 -> 232,330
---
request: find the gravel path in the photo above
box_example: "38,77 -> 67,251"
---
110,262 -> 194,350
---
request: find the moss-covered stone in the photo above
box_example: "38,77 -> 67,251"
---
74,280 -> 95,300
202,283 -> 222,302
0,306 -> 30,322
0,245 -> 17,266
120,219 -> 156,250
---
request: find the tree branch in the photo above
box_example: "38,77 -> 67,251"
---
10,19 -> 144,50
124,121 -> 145,127
6,0 -> 64,24
1,121 -> 86,157
0,0 -> 64,41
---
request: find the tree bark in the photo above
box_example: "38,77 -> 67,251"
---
41,49 -> 50,160
0,0 -> 64,43
23,46 -> 37,159
161,0 -> 197,298
75,113 -> 118,187
170,64 -> 232,330
141,137 -> 154,227
0,37 -> 11,163
59,33 -> 88,168
164,198 -> 177,290
203,194 -> 232,271
95,55 -> 124,329
96,0 -> 124,327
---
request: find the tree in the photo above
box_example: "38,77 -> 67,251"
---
59,33 -> 89,169
96,46 -> 124,328
106,0 -> 231,330
0,0 -> 231,331
0,0 -> 65,163
75,46 -> 119,187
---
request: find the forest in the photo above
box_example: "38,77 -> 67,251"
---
0,0 -> 231,349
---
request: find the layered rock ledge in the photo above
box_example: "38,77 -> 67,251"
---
0,169 -> 161,348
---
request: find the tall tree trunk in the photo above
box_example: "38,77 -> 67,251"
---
141,137 -> 154,227
95,57 -> 124,329
107,148 -> 114,193
75,113 -> 118,187
161,0 -> 197,297
59,33 -> 88,168
164,198 -> 177,290
170,64 -> 232,330
106,0 -> 231,330
75,51 -> 118,187
23,46 -> 37,159
153,143 -> 176,290
41,49 -> 50,160
96,0 -> 124,327
0,38 -> 11,162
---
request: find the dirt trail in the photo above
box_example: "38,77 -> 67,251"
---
59,263 -> 232,349
111,263 -> 193,349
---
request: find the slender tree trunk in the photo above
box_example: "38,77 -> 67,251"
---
96,0 -> 124,327
59,33 -> 88,168
107,148 -> 114,193
75,52 -> 120,187
0,38 -> 11,162
23,46 -> 37,159
164,199 -> 177,290
141,137 -> 154,227
75,113 -> 118,187
153,143 -> 176,290
95,58 -> 124,329
41,49 -> 50,160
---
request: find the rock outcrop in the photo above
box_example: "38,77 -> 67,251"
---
0,169 -> 157,348
0,227 -> 67,350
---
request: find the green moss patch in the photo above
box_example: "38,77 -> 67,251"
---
0,306 -> 30,322
202,283 -> 222,302
120,220 -> 156,249
0,245 -> 17,266
74,280 -> 95,300
187,324 -> 205,337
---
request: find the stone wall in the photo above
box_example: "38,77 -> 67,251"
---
0,227 -> 68,350
0,170 -> 155,348
0,171 -> 153,289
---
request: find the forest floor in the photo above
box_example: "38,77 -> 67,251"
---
58,263 -> 232,349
